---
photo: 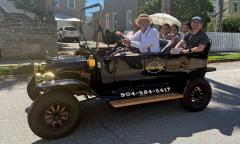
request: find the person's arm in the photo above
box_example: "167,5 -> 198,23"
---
130,30 -> 159,52
130,30 -> 140,41
181,44 -> 206,54
122,31 -> 140,46
175,40 -> 185,48
115,31 -> 127,39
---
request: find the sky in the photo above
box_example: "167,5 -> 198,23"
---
86,0 -> 104,6
85,0 -> 104,16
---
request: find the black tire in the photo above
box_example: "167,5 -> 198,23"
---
28,92 -> 80,139
27,76 -> 39,101
180,78 -> 212,112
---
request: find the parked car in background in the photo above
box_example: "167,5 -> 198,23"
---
57,26 -> 79,42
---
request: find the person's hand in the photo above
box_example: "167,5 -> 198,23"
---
122,39 -> 131,47
115,31 -> 123,37
181,49 -> 190,54
171,48 -> 183,54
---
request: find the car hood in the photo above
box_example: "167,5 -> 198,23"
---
46,55 -> 88,72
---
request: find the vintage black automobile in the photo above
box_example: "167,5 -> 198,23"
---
26,4 -> 216,140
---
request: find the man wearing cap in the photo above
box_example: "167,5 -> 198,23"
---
173,16 -> 209,54
122,14 -> 160,53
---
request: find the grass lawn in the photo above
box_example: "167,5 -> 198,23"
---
0,65 -> 33,75
0,66 -> 16,75
208,52 -> 240,63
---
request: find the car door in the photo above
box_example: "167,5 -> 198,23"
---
143,53 -> 167,78
113,53 -> 144,82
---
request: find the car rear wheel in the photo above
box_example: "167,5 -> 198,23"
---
27,76 -> 38,101
28,92 -> 80,139
180,78 -> 212,112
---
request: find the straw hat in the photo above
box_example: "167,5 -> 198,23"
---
135,14 -> 153,25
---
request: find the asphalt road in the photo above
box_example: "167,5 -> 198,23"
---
0,61 -> 239,144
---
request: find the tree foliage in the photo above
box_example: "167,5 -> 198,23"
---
8,0 -> 47,19
140,0 -> 213,26
222,17 -> 240,33
140,0 -> 162,14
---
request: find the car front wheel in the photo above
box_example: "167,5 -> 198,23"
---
27,92 -> 80,139
180,78 -> 212,112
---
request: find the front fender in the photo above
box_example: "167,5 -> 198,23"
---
36,79 -> 95,95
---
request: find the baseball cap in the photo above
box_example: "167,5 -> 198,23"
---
191,16 -> 202,23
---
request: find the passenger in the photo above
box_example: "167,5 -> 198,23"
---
159,23 -> 171,39
115,19 -> 140,39
122,14 -> 160,53
172,16 -> 209,54
158,25 -> 162,33
168,24 -> 181,47
180,22 -> 191,38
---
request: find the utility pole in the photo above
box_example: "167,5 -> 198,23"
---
161,0 -> 171,14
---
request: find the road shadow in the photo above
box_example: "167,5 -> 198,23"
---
208,78 -> 240,106
33,78 -> 240,144
0,75 -> 30,91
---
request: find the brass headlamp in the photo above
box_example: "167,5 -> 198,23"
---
35,72 -> 55,83
87,55 -> 96,68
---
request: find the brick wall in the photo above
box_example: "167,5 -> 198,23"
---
0,7 -> 58,59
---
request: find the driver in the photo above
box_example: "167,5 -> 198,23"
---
122,14 -> 160,53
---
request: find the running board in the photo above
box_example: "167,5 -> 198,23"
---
109,93 -> 184,108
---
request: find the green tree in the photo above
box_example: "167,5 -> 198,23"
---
140,0 -> 161,14
140,0 -> 213,26
8,0 -> 48,20
222,17 -> 240,33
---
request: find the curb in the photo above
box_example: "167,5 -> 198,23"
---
208,59 -> 240,63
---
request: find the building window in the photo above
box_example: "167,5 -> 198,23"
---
53,0 -> 59,8
126,10 -> 132,31
112,12 -> 118,30
232,0 -> 238,13
68,0 -> 76,9
106,14 -> 110,29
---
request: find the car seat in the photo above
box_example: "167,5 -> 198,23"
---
199,39 -> 212,58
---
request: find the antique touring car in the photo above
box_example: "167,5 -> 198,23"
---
26,4 -> 216,139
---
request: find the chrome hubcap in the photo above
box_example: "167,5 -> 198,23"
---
190,87 -> 204,104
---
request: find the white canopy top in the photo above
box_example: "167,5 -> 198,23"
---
150,13 -> 182,27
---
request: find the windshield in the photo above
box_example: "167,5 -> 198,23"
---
79,4 -> 102,48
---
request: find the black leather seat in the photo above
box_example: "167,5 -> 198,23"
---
201,39 -> 212,58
